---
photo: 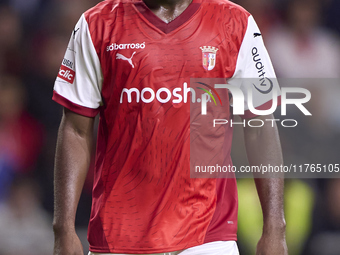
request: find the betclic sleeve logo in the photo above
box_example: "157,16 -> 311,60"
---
58,58 -> 75,84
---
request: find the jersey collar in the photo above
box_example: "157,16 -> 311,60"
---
134,0 -> 201,34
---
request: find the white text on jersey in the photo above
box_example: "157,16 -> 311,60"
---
107,42 -> 146,51
120,83 -> 197,104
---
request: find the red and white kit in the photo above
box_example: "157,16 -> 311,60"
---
53,0 -> 279,253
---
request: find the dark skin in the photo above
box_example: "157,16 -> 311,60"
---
53,108 -> 94,255
143,0 -> 193,23
244,114 -> 288,255
53,1 -> 287,254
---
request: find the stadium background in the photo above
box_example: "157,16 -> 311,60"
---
0,0 -> 339,254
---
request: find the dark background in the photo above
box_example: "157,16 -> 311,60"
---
0,0 -> 339,254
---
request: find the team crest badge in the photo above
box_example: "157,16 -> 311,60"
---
200,46 -> 219,71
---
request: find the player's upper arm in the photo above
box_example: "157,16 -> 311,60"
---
59,108 -> 95,139
229,15 -> 280,119
53,14 -> 103,118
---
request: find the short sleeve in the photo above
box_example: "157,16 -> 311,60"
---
53,14 -> 103,117
230,15 -> 280,119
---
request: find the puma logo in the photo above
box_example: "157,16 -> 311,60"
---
73,28 -> 80,39
254,33 -> 262,38
116,52 -> 136,68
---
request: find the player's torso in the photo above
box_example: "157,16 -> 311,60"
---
85,0 -> 245,252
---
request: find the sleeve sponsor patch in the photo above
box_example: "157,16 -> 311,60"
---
58,65 -> 75,84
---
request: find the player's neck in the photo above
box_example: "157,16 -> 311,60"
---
143,0 -> 193,23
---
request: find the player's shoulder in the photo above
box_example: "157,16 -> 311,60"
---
83,0 -> 136,21
201,0 -> 250,21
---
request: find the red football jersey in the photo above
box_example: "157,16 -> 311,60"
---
53,0 -> 279,253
